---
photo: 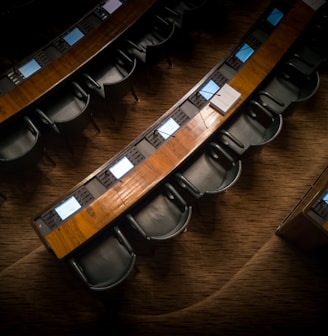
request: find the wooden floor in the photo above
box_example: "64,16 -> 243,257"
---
1,1 -> 328,335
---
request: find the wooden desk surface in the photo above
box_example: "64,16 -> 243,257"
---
0,0 -> 157,125
37,0 -> 317,259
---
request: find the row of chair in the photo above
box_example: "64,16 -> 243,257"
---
65,14 -> 328,291
0,0 -> 211,179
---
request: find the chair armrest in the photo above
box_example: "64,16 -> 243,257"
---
116,48 -> 134,65
257,89 -> 285,107
35,108 -> 60,134
164,183 -> 188,209
113,226 -> 135,252
164,6 -> 181,17
126,214 -> 149,240
23,116 -> 40,136
219,129 -> 245,149
124,39 -> 145,53
208,142 -> 236,163
175,172 -> 202,198
82,73 -> 102,90
72,81 -> 88,101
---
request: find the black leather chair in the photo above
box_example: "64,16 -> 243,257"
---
256,69 -> 320,115
160,0 -> 210,32
0,115 -> 46,173
67,226 -> 136,291
175,142 -> 242,199
126,183 -> 192,240
124,14 -> 177,67
35,81 -> 100,149
257,42 -> 322,116
82,48 -> 139,103
217,100 -> 283,156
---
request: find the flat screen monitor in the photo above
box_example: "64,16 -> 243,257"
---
266,8 -> 284,26
157,117 -> 180,139
63,27 -> 85,46
18,58 -> 41,78
55,196 -> 82,221
235,43 -> 254,63
109,156 -> 134,179
199,79 -> 220,100
103,0 -> 122,14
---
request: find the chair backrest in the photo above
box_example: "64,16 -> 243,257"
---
126,183 -> 192,240
0,115 -> 44,172
175,142 -> 242,198
67,226 -> 136,291
35,81 -> 96,136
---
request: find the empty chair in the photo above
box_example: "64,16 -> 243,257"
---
256,69 -> 320,115
161,0 -> 210,32
35,81 -> 100,142
217,100 -> 283,156
82,48 -> 139,103
175,142 -> 242,199
282,44 -> 323,82
304,4 -> 328,60
126,183 -> 192,240
124,14 -> 177,67
0,115 -> 46,173
67,226 -> 136,291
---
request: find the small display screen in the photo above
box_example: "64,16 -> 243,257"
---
266,8 -> 284,26
157,117 -> 180,139
103,0 -> 122,14
235,43 -> 254,63
63,27 -> 85,46
109,156 -> 134,179
18,59 -> 41,78
199,80 -> 220,100
322,191 -> 328,204
55,196 -> 82,221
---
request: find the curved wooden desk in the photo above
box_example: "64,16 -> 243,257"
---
0,0 -> 157,125
33,0 -> 319,259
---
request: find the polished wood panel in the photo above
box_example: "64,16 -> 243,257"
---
39,0 -> 317,259
0,0 -> 157,125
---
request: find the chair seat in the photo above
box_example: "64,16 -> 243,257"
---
35,81 -> 99,138
175,142 -> 242,198
219,101 -> 283,156
45,94 -> 87,123
0,116 -> 44,171
68,226 -> 136,291
127,183 -> 192,240
0,127 -> 37,159
83,48 -> 139,102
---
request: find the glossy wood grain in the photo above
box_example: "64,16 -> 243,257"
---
0,0 -> 157,124
43,0 -> 316,259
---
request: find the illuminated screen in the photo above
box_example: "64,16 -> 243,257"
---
18,59 -> 41,78
235,43 -> 254,63
267,8 -> 284,26
63,27 -> 84,46
322,191 -> 328,204
199,80 -> 220,100
55,196 -> 81,221
157,117 -> 180,139
103,0 -> 122,14
109,156 -> 134,179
